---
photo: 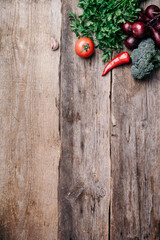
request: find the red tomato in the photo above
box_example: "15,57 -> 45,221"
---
75,37 -> 94,58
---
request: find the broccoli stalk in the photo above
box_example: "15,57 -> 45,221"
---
130,38 -> 160,80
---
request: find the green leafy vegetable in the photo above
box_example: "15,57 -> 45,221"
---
130,38 -> 160,79
69,0 -> 145,62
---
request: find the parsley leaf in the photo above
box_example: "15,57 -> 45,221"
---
69,0 -> 146,62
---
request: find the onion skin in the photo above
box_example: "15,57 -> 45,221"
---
155,20 -> 160,32
145,5 -> 160,19
132,21 -> 148,39
150,26 -> 160,48
146,29 -> 152,37
125,36 -> 139,50
147,14 -> 160,27
138,12 -> 150,22
122,21 -> 132,35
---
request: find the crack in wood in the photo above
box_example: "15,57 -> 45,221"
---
108,200 -> 111,240
108,67 -> 113,240
136,133 -> 142,239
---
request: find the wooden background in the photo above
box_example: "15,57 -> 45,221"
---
0,0 -> 160,239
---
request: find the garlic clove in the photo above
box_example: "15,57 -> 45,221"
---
51,38 -> 59,51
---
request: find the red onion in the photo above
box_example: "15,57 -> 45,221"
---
145,5 -> 160,19
155,19 -> 160,32
150,26 -> 160,48
132,21 -> 148,38
146,28 -> 152,37
122,21 -> 133,35
138,11 -> 150,22
125,36 -> 139,50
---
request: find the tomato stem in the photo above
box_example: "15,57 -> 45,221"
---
80,43 -> 90,52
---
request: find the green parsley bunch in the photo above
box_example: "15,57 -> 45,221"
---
69,0 -> 145,62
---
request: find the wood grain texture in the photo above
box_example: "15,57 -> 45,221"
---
1,0 -> 160,239
110,1 -> 160,239
58,0 -> 111,239
0,0 -> 61,239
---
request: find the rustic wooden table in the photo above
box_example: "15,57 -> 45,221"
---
0,0 -> 160,239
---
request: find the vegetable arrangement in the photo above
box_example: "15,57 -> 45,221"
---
70,2 -> 160,80
69,0 -> 144,62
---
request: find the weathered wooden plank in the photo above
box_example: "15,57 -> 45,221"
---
110,1 -> 160,239
59,1 -> 111,239
0,0 -> 61,239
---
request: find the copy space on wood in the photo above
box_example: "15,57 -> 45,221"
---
0,1 -> 61,239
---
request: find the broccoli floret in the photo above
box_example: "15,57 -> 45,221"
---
138,38 -> 155,48
130,38 -> 160,80
153,50 -> 160,69
131,63 -> 154,80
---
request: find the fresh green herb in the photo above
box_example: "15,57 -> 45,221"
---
69,0 -> 145,62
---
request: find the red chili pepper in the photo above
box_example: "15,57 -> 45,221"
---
102,52 -> 130,76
